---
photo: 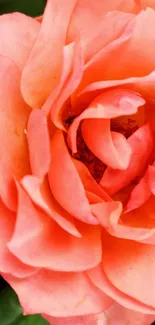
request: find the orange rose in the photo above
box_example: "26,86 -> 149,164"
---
1,0 -> 155,324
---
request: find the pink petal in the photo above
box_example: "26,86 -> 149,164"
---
50,41 -> 84,129
0,13 -> 39,69
9,182 -> 102,272
87,263 -> 155,314
100,123 -> 154,195
21,0 -> 77,108
27,110 -> 51,179
0,199 -> 37,277
101,231 -> 155,309
3,270 -> 112,317
73,71 -> 155,112
79,8 -> 155,92
0,56 -> 31,211
42,43 -> 75,116
43,312 -> 109,325
73,159 -> 111,202
68,89 -> 144,169
21,176 -> 82,238
48,130 -> 98,224
67,0 -> 137,61
92,198 -> 155,244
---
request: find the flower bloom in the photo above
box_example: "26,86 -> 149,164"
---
1,0 -> 155,324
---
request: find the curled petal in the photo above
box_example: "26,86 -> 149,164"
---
87,263 -> 155,314
73,159 -> 110,202
48,130 -> 98,224
8,183 -> 102,271
101,231 -> 155,309
3,270 -> 112,317
21,176 -> 82,238
0,199 -> 37,277
101,123 -> 154,195
0,56 -> 31,211
43,312 -> 109,325
27,110 -> 51,179
21,0 -> 77,108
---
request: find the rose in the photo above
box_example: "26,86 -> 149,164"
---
1,0 -> 155,324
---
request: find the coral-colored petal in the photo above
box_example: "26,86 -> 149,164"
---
100,123 -> 154,195
48,130 -> 97,224
9,184 -> 102,271
137,0 -> 155,9
42,43 -> 75,116
0,199 -> 37,277
43,312 -> 109,325
78,9 -> 155,92
73,159 -> 110,202
68,89 -> 144,169
92,198 -> 155,244
73,71 -> 155,112
0,13 -> 39,69
0,56 -> 31,211
50,42 -> 84,129
3,270 -> 111,317
101,231 -> 155,309
21,0 -> 77,108
21,176 -> 82,238
67,0 -> 137,61
126,169 -> 151,212
87,264 -> 155,314
27,110 -> 51,179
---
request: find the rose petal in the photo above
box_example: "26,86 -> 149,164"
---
100,123 -> 154,195
48,130 -> 98,224
102,231 -> 155,309
73,71 -> 155,112
87,263 -> 155,314
68,89 -> 144,169
67,0 -> 137,60
0,13 -> 39,69
136,0 -> 155,9
43,312 -> 108,325
27,109 -> 51,179
73,159 -> 110,202
0,199 -> 37,277
3,270 -> 112,317
21,0 -> 77,108
42,43 -> 75,116
0,56 -> 31,211
21,176 -> 82,238
9,183 -> 102,272
92,198 -> 155,244
50,41 -> 84,129
78,8 -> 155,92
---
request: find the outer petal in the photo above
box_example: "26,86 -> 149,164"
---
0,13 -> 39,69
78,9 -> 155,92
67,0 -> 137,54
21,0 -> 77,108
100,123 -> 154,195
0,56 -> 31,211
102,231 -> 155,309
0,199 -> 37,277
48,130 -> 98,224
8,183 -> 102,272
3,270 -> 112,317
27,109 -> 51,179
87,264 -> 155,314
43,312 -> 109,325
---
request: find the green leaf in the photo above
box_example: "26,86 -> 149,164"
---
0,286 -> 22,325
0,285 -> 50,325
0,0 -> 46,16
11,315 -> 49,325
